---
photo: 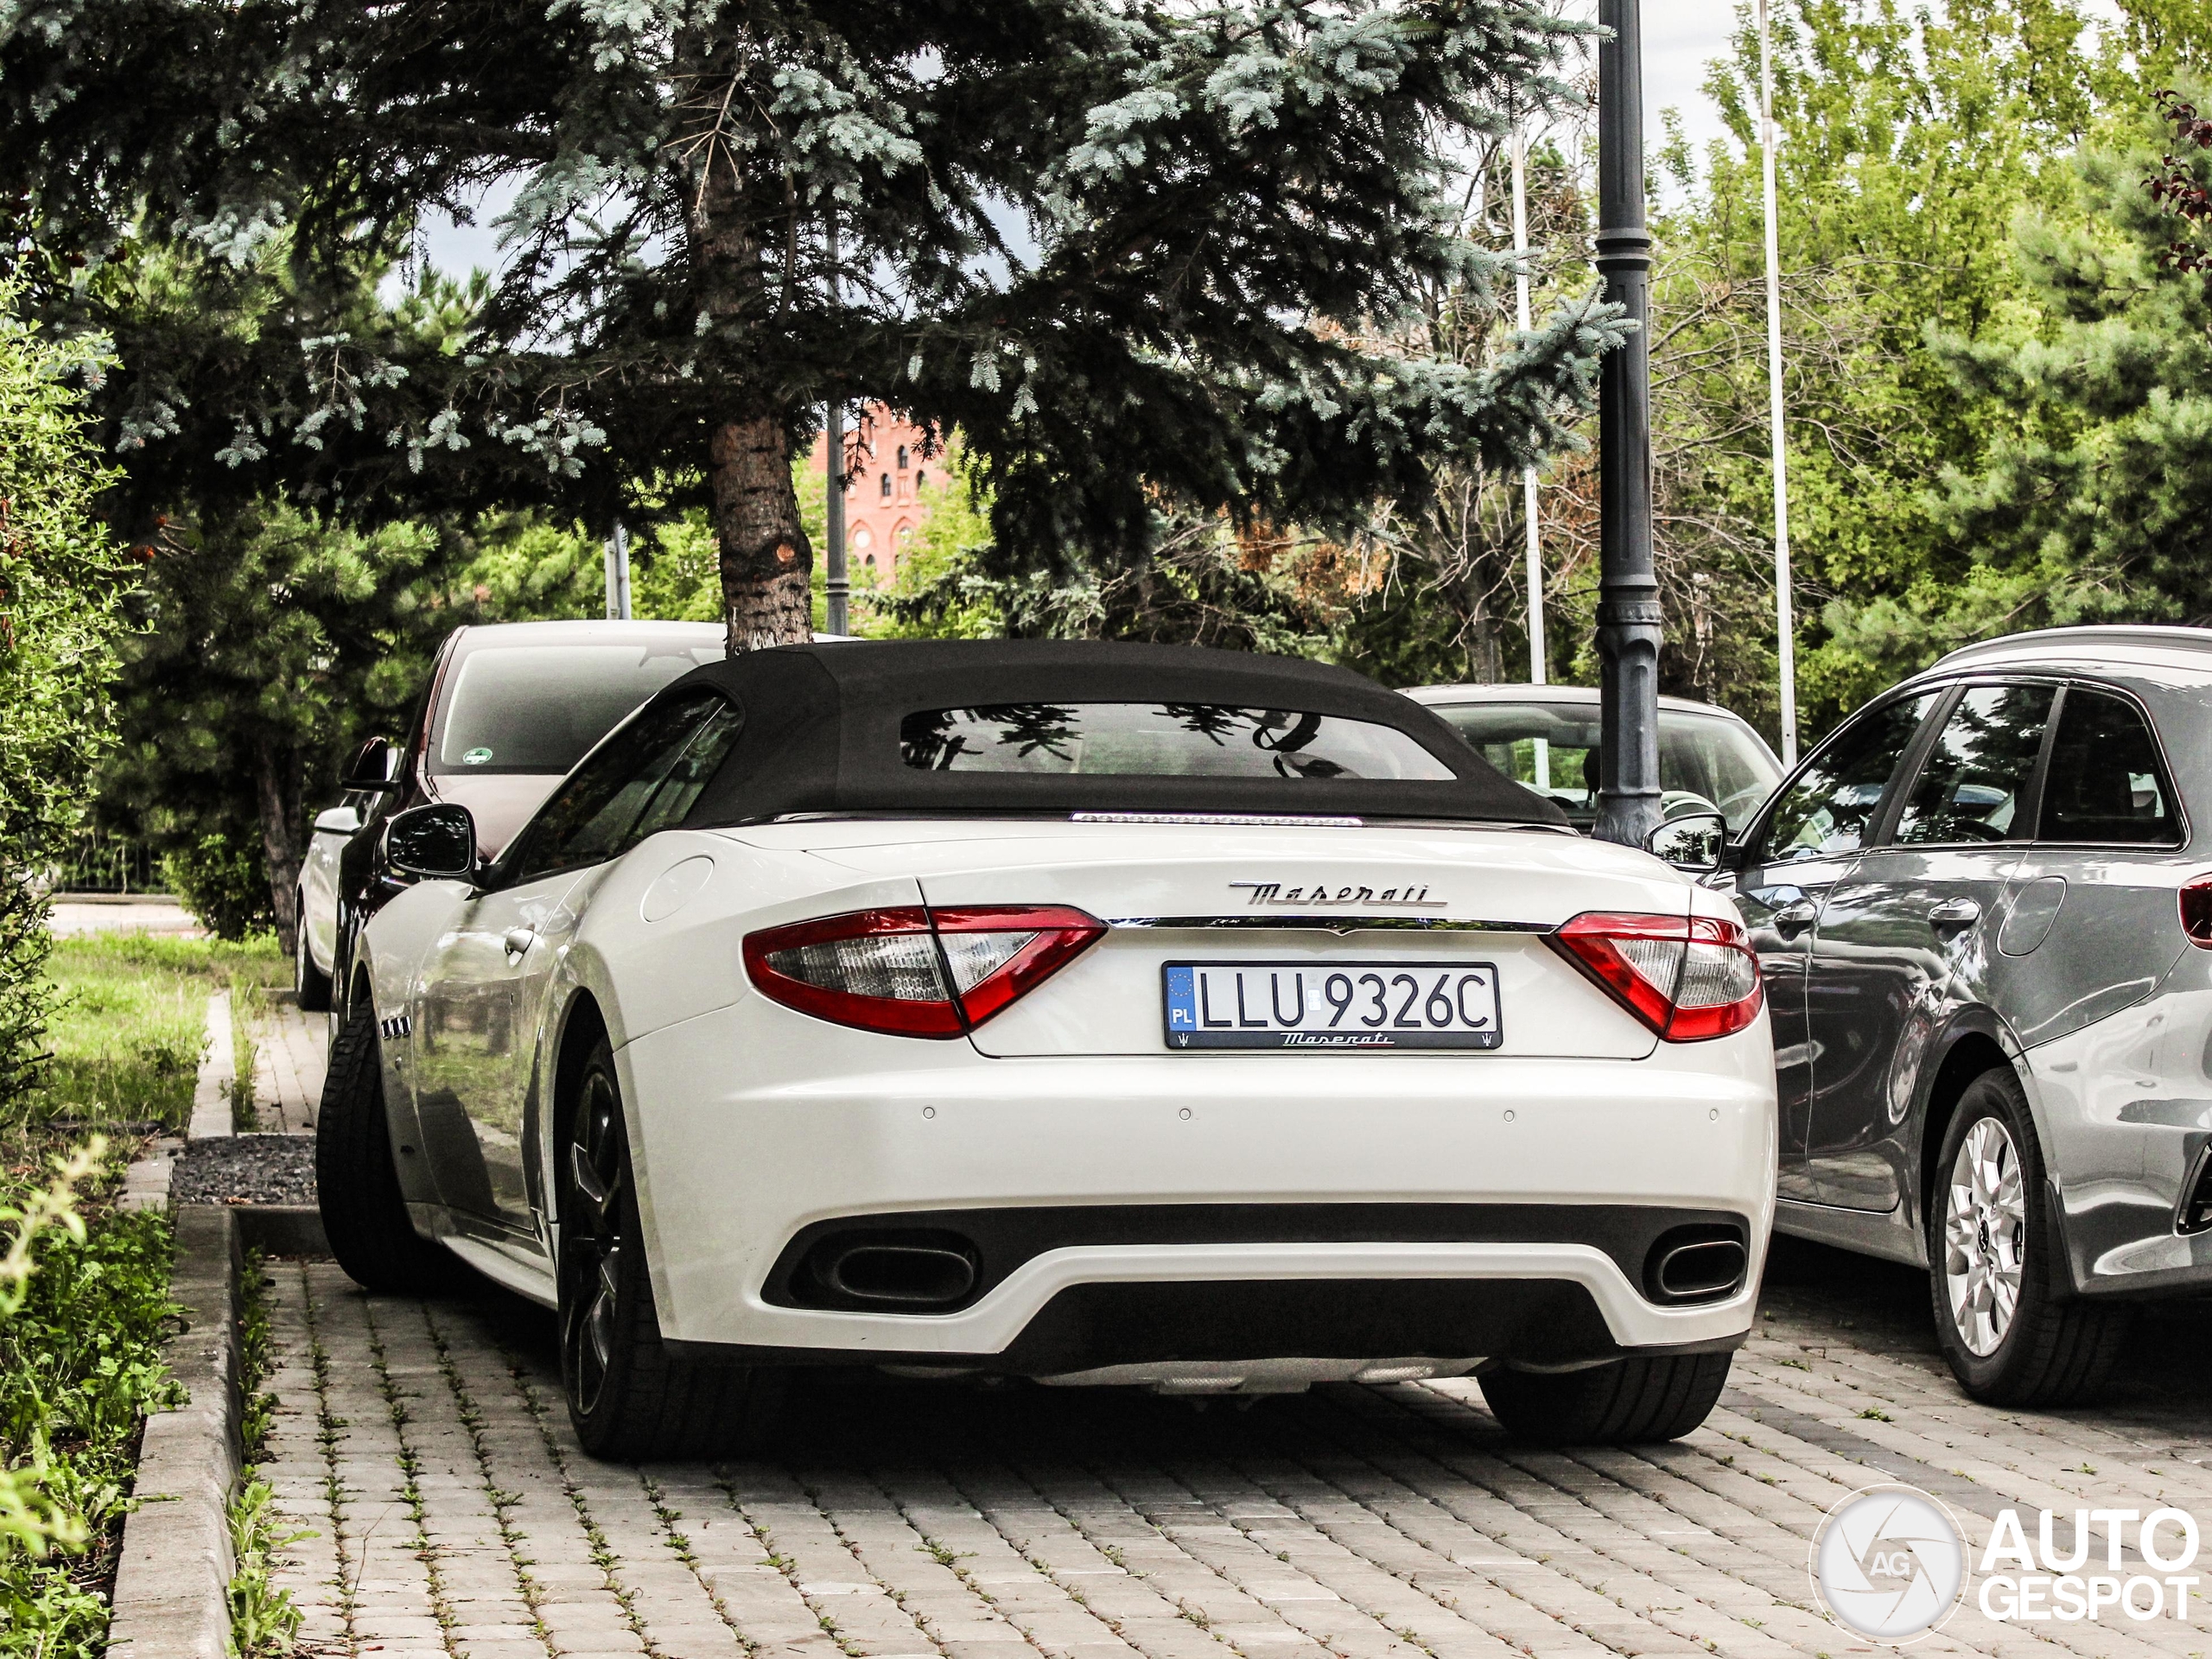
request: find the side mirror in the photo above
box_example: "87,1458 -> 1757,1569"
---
385,804 -> 479,880
1647,810 -> 1727,874
344,735 -> 401,792
313,804 -> 362,836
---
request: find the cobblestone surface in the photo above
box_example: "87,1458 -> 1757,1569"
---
255,1240 -> 2212,1659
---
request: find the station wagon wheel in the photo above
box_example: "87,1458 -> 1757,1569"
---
1942,1116 -> 2025,1356
561,1064 -> 626,1419
1925,1066 -> 2129,1407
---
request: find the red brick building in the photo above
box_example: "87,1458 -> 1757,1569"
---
806,405 -> 939,586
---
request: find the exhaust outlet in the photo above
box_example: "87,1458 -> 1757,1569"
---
1643,1224 -> 1748,1305
804,1230 -> 981,1309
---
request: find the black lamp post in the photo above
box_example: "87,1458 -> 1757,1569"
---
1592,0 -> 1662,849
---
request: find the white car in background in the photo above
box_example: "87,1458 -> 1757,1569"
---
1407,683 -> 1784,836
295,620 -> 728,1011
317,641 -> 1777,1459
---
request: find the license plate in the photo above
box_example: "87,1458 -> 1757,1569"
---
1161,961 -> 1503,1051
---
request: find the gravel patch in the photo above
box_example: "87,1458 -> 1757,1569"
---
172,1135 -> 316,1206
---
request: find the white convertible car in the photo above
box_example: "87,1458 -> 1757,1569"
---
318,641 -> 1776,1459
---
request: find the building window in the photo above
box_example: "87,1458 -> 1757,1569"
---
915,468 -> 926,492
880,472 -> 892,499
865,553 -> 878,582
897,445 -> 909,470
850,524 -> 873,551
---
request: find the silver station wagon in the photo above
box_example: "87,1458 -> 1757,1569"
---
1719,626 -> 2212,1405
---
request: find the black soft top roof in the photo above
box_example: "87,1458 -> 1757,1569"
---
667,639 -> 1567,828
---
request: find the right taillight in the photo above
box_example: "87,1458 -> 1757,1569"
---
2180,876 -> 2212,948
743,905 -> 1105,1038
1547,911 -> 1764,1042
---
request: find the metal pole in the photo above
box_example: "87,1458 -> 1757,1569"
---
1758,0 -> 1798,768
604,520 -> 632,620
823,222 -> 850,638
825,401 -> 849,636
1511,118 -> 1550,794
1512,124 -> 1546,687
1593,0 -> 1662,849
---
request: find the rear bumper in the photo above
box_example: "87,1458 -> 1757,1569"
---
2022,981 -> 2212,1297
616,996 -> 1777,1368
670,1259 -> 1751,1376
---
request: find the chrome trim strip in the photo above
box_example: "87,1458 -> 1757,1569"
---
1106,915 -> 1554,934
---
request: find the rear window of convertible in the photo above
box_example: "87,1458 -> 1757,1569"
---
899,703 -> 1458,780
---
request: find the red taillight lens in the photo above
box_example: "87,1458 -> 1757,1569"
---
1547,911 -> 1764,1042
743,905 -> 1106,1038
2182,877 -> 2212,948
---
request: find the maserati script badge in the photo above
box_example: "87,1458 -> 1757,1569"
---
1230,880 -> 1443,908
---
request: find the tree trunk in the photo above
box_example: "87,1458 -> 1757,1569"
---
251,734 -> 304,960
711,415 -> 812,651
682,43 -> 813,654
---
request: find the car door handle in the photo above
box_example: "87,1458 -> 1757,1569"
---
1772,899 -> 1819,938
503,927 -> 537,960
1928,898 -> 1981,931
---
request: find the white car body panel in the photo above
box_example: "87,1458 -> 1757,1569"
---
357,816 -> 1777,1379
301,805 -> 358,975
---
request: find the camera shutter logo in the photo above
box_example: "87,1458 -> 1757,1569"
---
1810,1484 -> 1967,1642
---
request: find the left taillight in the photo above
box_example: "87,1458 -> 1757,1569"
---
743,905 -> 1106,1039
1547,911 -> 1764,1042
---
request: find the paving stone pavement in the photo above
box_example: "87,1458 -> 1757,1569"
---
251,997 -> 329,1133
253,1239 -> 2212,1659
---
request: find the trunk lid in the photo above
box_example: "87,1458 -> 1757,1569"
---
733,820 -> 1684,1058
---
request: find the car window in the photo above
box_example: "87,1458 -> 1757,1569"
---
2039,688 -> 2181,844
1427,702 -> 1782,831
429,642 -> 723,776
503,694 -> 743,884
1757,694 -> 1938,863
1891,683 -> 2054,846
899,703 -> 1456,780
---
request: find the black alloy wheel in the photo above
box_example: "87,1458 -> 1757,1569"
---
1925,1066 -> 2129,1407
556,1036 -> 783,1459
561,1058 -> 628,1421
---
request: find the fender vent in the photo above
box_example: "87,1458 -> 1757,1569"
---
1643,1223 -> 1749,1305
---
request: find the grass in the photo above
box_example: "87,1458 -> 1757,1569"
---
31,933 -> 285,1136
0,1156 -> 179,1656
0,930 -> 289,1655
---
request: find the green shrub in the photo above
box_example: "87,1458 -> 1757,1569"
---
0,287 -> 132,1119
160,833 -> 275,941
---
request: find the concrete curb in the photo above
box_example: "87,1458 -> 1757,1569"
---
109,1205 -> 242,1659
187,991 -> 234,1141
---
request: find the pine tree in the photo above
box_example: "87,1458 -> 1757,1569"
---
2,0 -> 1622,649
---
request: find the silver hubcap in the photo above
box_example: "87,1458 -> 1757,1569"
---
1943,1116 -> 2026,1357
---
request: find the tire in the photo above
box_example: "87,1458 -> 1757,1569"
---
559,1038 -> 783,1460
1480,1351 -> 1733,1446
294,893 -> 333,1013
1928,1066 -> 2128,1407
315,1001 -> 453,1294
